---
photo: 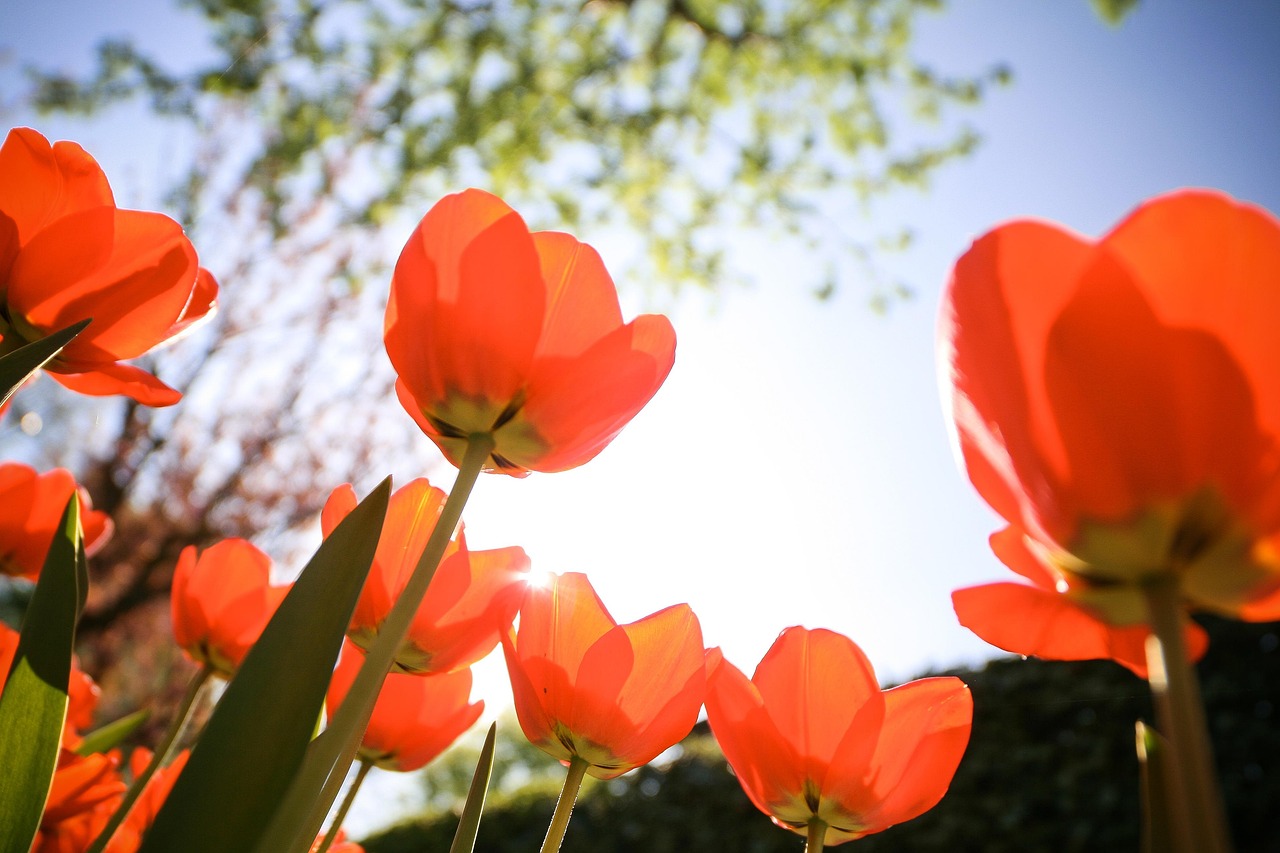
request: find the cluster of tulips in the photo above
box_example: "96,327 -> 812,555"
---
1,121 -> 1277,853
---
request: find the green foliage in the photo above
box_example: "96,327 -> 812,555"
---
1091,0 -> 1140,26
361,616 -> 1280,852
25,0 -> 1008,301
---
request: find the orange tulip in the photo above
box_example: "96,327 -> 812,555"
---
704,627 -> 972,846
326,641 -> 483,772
385,188 -> 676,475
322,479 -> 529,674
502,572 -> 704,779
37,749 -> 126,839
0,126 -> 217,406
35,749 -> 189,853
170,539 -> 290,678
0,462 -> 112,581
940,189 -> 1280,662
309,830 -> 364,853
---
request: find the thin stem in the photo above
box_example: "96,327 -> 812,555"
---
1141,576 -> 1232,853
87,665 -> 213,853
805,817 -> 827,853
540,756 -> 589,853
314,759 -> 373,853
286,433 -> 496,852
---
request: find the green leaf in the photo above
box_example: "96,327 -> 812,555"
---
138,479 -> 390,853
449,723 -> 497,853
1090,0 -> 1140,26
0,319 -> 92,410
75,709 -> 152,756
0,497 -> 84,853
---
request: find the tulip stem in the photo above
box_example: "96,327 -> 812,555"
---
1140,576 -> 1232,853
285,433 -> 495,851
314,759 -> 373,853
540,756 -> 589,853
86,664 -> 213,853
805,817 -> 827,852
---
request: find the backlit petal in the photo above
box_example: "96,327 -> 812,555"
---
703,647 -> 808,824
941,220 -> 1095,544
851,678 -> 972,833
518,314 -> 676,472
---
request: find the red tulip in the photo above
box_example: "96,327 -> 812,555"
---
0,462 -> 112,581
35,749 -> 189,853
326,641 -> 483,772
953,527 -> 1211,677
704,627 -> 972,846
322,479 -> 529,674
170,539 -> 290,678
940,190 -> 1280,664
502,572 -> 704,779
0,127 -> 217,406
385,188 -> 676,475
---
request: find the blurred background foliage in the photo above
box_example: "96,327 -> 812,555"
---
365,616 -> 1279,853
5,0 -> 1009,730
28,0 -> 1008,300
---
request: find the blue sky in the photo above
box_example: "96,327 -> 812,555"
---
5,0 -> 1280,834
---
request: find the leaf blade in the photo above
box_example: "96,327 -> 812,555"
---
449,722 -> 497,853
0,319 -> 92,409
0,497 -> 83,853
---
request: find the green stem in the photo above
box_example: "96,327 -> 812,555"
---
540,756 -> 589,853
286,433 -> 496,851
1141,576 -> 1232,853
86,665 -> 213,853
805,817 -> 827,853
314,759 -> 373,853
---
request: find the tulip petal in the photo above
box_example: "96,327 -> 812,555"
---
849,678 -> 972,835
11,207 -> 198,359
1103,191 -> 1280,447
568,604 -> 703,777
46,362 -> 181,406
954,581 -> 1182,677
751,627 -> 881,772
1043,257 -> 1264,524
531,231 -> 624,360
988,525 -> 1058,589
941,220 -> 1096,543
704,647 -> 809,825
519,314 -> 676,472
0,127 -> 112,249
517,572 -> 615,685
386,190 -> 544,425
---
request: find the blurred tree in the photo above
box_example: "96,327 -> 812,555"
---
1091,0 -> 1140,26
27,0 -> 1007,302
5,0 -> 1006,725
